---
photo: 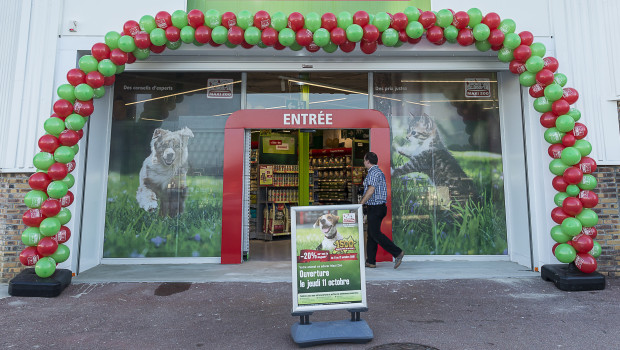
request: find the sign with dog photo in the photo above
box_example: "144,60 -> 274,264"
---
291,205 -> 367,312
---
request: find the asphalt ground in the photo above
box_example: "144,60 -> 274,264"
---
1,276 -> 619,350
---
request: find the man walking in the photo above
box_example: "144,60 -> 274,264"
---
360,152 -> 404,269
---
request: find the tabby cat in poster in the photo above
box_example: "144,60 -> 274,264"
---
392,113 -> 479,205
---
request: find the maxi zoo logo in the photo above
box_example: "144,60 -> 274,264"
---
342,213 -> 356,225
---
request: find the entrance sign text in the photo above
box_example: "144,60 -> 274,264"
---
283,112 -> 333,126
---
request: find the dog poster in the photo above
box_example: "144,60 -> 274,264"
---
291,205 -> 367,312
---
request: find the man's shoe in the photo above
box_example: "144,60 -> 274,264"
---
365,262 -> 376,268
394,251 -> 404,269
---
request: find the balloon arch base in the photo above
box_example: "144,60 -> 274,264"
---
541,263 -> 605,291
8,268 -> 72,298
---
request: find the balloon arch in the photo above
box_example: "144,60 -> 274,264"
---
20,7 -> 601,277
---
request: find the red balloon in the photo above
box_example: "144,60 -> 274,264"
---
227,26 -> 244,45
288,12 -> 305,31
518,31 -> 534,46
330,27 -> 346,45
363,24 -> 379,43
296,29 -> 313,47
574,253 -> 597,273
37,237 -> 58,257
551,99 -> 570,116
109,49 -> 128,66
551,207 -> 570,224
418,11 -> 436,29
529,84 -> 545,98
577,156 -> 596,174
543,56 -> 559,72
66,69 -> 86,86
452,11 -> 469,29
59,129 -> 80,147
353,11 -> 370,27
38,135 -> 60,153
571,123 -> 588,140
261,27 -> 278,46
552,242 -> 561,255
85,71 -> 105,89
306,43 -> 320,53
165,26 -> 181,42
562,133 -> 576,147
431,37 -> 447,46
273,41 -> 285,50
487,28 -> 505,46
23,209 -> 45,227
91,43 -> 111,61
240,40 -> 253,49
134,32 -> 151,49
53,225 -> 71,244
53,100 -> 73,118
20,246 -> 41,266
195,26 -> 212,44
490,44 -> 502,51
563,166 -> 583,185
408,36 -> 423,44
155,11 -> 172,29
29,172 -> 52,191
41,198 -> 62,218
48,162 -> 69,181
123,20 -> 140,37
548,144 -> 565,159
360,40 -> 377,54
456,28 -> 474,46
426,26 -> 444,44
391,13 -> 408,31
482,12 -> 501,29
104,75 -> 115,86
562,197 -> 583,216
578,190 -> 598,208
74,99 -> 94,117
221,12 -> 237,29
562,88 -> 579,104
552,175 -> 569,192
581,227 -> 597,239
540,112 -> 557,128
397,30 -> 408,43
150,44 -> 166,54
254,10 -> 271,30
76,129 -> 84,140
187,9 -> 205,28
535,69 -> 555,86
321,13 -> 337,31
339,40 -> 356,53
60,191 -> 74,207
509,60 -> 526,75
126,52 -> 137,64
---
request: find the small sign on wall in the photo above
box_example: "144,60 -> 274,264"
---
464,78 -> 491,98
207,78 -> 234,98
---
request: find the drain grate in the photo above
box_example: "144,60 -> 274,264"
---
368,343 -> 440,350
154,282 -> 192,296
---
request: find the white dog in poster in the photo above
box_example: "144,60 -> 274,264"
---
136,127 -> 194,217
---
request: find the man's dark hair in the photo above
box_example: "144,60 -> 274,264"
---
364,152 -> 378,165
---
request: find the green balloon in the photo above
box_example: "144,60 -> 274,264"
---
212,26 -> 228,44
93,86 -> 106,99
70,144 -> 79,155
171,10 -> 189,28
530,42 -> 546,57
118,35 -> 136,53
589,241 -> 602,258
278,28 -> 295,46
436,9 -> 453,28
503,32 -> 521,50
244,27 -> 261,45
549,159 -> 570,175
33,152 -> 55,171
404,6 -> 421,21
323,42 -> 338,53
237,10 -> 253,30
55,208 -> 72,225
204,9 -> 221,28
74,84 -> 94,100
40,217 -> 61,236
104,31 -> 121,50
567,108 -> 581,121
444,25 -> 458,42
62,173 -> 75,189
180,26 -> 196,44
25,190 -> 48,208
65,113 -> 85,131
139,15 -> 157,33
35,257 -> 57,278
554,243 -> 576,263
525,56 -> 544,73
382,28 -> 399,47
497,48 -> 514,63
467,8 -> 483,27
305,12 -> 321,32
50,244 -> 70,263
223,40 -> 237,49
57,84 -> 76,102
578,174 -> 597,190
519,71 -> 537,87
554,73 -> 568,87
313,28 -> 330,47
271,12 -> 287,31
97,59 -> 116,77
54,146 -> 75,164
472,23 -> 490,41
561,217 -> 583,236
550,225 -> 571,243
576,208 -> 598,227
44,117 -> 66,136
561,147 -> 582,166
149,28 -> 167,46
22,227 -> 42,246
373,12 -> 391,32
115,64 -> 125,74
257,41 -> 267,49
573,139 -> 592,157
566,184 -> 580,197
346,24 -> 363,42
337,11 -> 353,29
133,48 -> 150,60
533,96 -> 552,113
544,127 -> 564,144
555,114 -> 576,132
544,83 -> 564,102
554,192 -> 570,207
47,181 -> 68,199
498,19 -> 516,34
78,55 -> 98,73
475,40 -> 491,52
166,40 -> 182,50
405,21 -> 424,39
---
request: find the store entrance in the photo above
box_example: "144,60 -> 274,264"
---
246,128 -> 369,261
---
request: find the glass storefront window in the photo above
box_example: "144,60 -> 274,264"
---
104,72 -> 241,258
374,72 -> 507,255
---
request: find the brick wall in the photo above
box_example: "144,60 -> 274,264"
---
593,166 -> 620,277
1,173 -> 32,283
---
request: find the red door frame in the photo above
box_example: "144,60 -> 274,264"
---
221,109 -> 393,263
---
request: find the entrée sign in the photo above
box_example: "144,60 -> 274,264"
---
283,112 -> 333,126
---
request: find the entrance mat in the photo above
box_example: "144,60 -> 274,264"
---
541,264 -> 605,291
291,319 -> 373,347
9,268 -> 72,298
